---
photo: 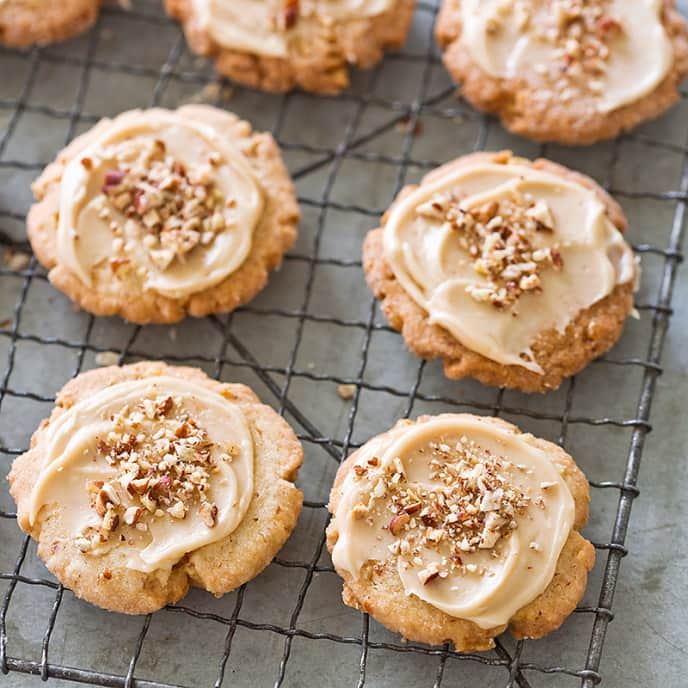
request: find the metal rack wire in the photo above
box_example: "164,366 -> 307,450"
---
0,1 -> 686,686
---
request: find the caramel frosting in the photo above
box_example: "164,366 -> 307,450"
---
57,108 -> 263,300
460,0 -> 672,113
192,0 -> 395,58
28,376 -> 254,573
383,160 -> 637,373
331,416 -> 576,628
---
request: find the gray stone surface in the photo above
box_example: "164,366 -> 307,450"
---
0,1 -> 686,687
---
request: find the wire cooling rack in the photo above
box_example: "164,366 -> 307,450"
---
0,1 -> 686,687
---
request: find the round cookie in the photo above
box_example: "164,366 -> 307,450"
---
436,0 -> 688,144
165,0 -> 416,93
327,413 -> 595,651
364,150 -> 637,392
9,361 -> 304,615
0,0 -> 99,48
28,105 -> 299,324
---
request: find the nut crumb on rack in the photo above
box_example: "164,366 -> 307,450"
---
95,351 -> 120,366
353,436 -> 535,582
416,190 -> 564,309
76,394 -> 229,553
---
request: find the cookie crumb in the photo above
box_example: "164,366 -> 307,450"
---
395,116 -> 423,137
79,394 -> 222,549
337,384 -> 356,400
95,351 -> 120,367
2,248 -> 31,271
416,189 -> 563,310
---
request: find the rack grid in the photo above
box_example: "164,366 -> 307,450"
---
0,1 -> 686,687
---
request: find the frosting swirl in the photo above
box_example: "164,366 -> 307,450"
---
330,415 -> 576,628
383,159 -> 637,373
459,0 -> 672,113
29,376 -> 254,573
193,0 -> 395,58
57,108 -> 263,300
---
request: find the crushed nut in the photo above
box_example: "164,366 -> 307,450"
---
123,506 -> 142,525
75,536 -> 92,553
281,0 -> 299,29
100,137 -> 232,269
2,248 -> 31,272
417,189 -> 564,309
418,562 -> 441,585
168,501 -> 187,519
101,507 -> 119,532
519,0 -> 624,100
199,502 -> 218,528
352,503 -> 370,520
77,395 -> 222,549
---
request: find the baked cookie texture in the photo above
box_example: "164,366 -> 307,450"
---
0,0 -> 99,47
165,0 -> 416,93
326,414 -> 595,651
9,361 -> 304,615
364,150 -> 636,392
28,105 -> 299,324
436,0 -> 688,144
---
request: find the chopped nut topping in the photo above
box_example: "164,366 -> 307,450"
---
77,394 -> 230,551
337,384 -> 356,401
388,512 -> 411,536
498,0 -> 623,100
281,0 -> 299,29
417,190 -> 564,309
351,436 -> 535,581
100,138 -> 233,270
2,248 -> 31,272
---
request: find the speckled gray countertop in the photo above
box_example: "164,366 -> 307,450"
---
0,2 -> 686,687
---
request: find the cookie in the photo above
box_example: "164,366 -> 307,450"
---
0,0 -> 99,48
165,0 -> 416,93
364,150 -> 637,392
28,105 -> 299,324
9,361 -> 303,615
327,413 -> 595,651
436,0 -> 688,144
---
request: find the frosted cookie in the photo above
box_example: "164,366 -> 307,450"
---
436,0 -> 688,144
364,151 -> 637,392
327,414 -> 595,651
28,105 -> 299,324
165,0 -> 416,93
0,0 -> 99,48
9,361 -> 303,615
